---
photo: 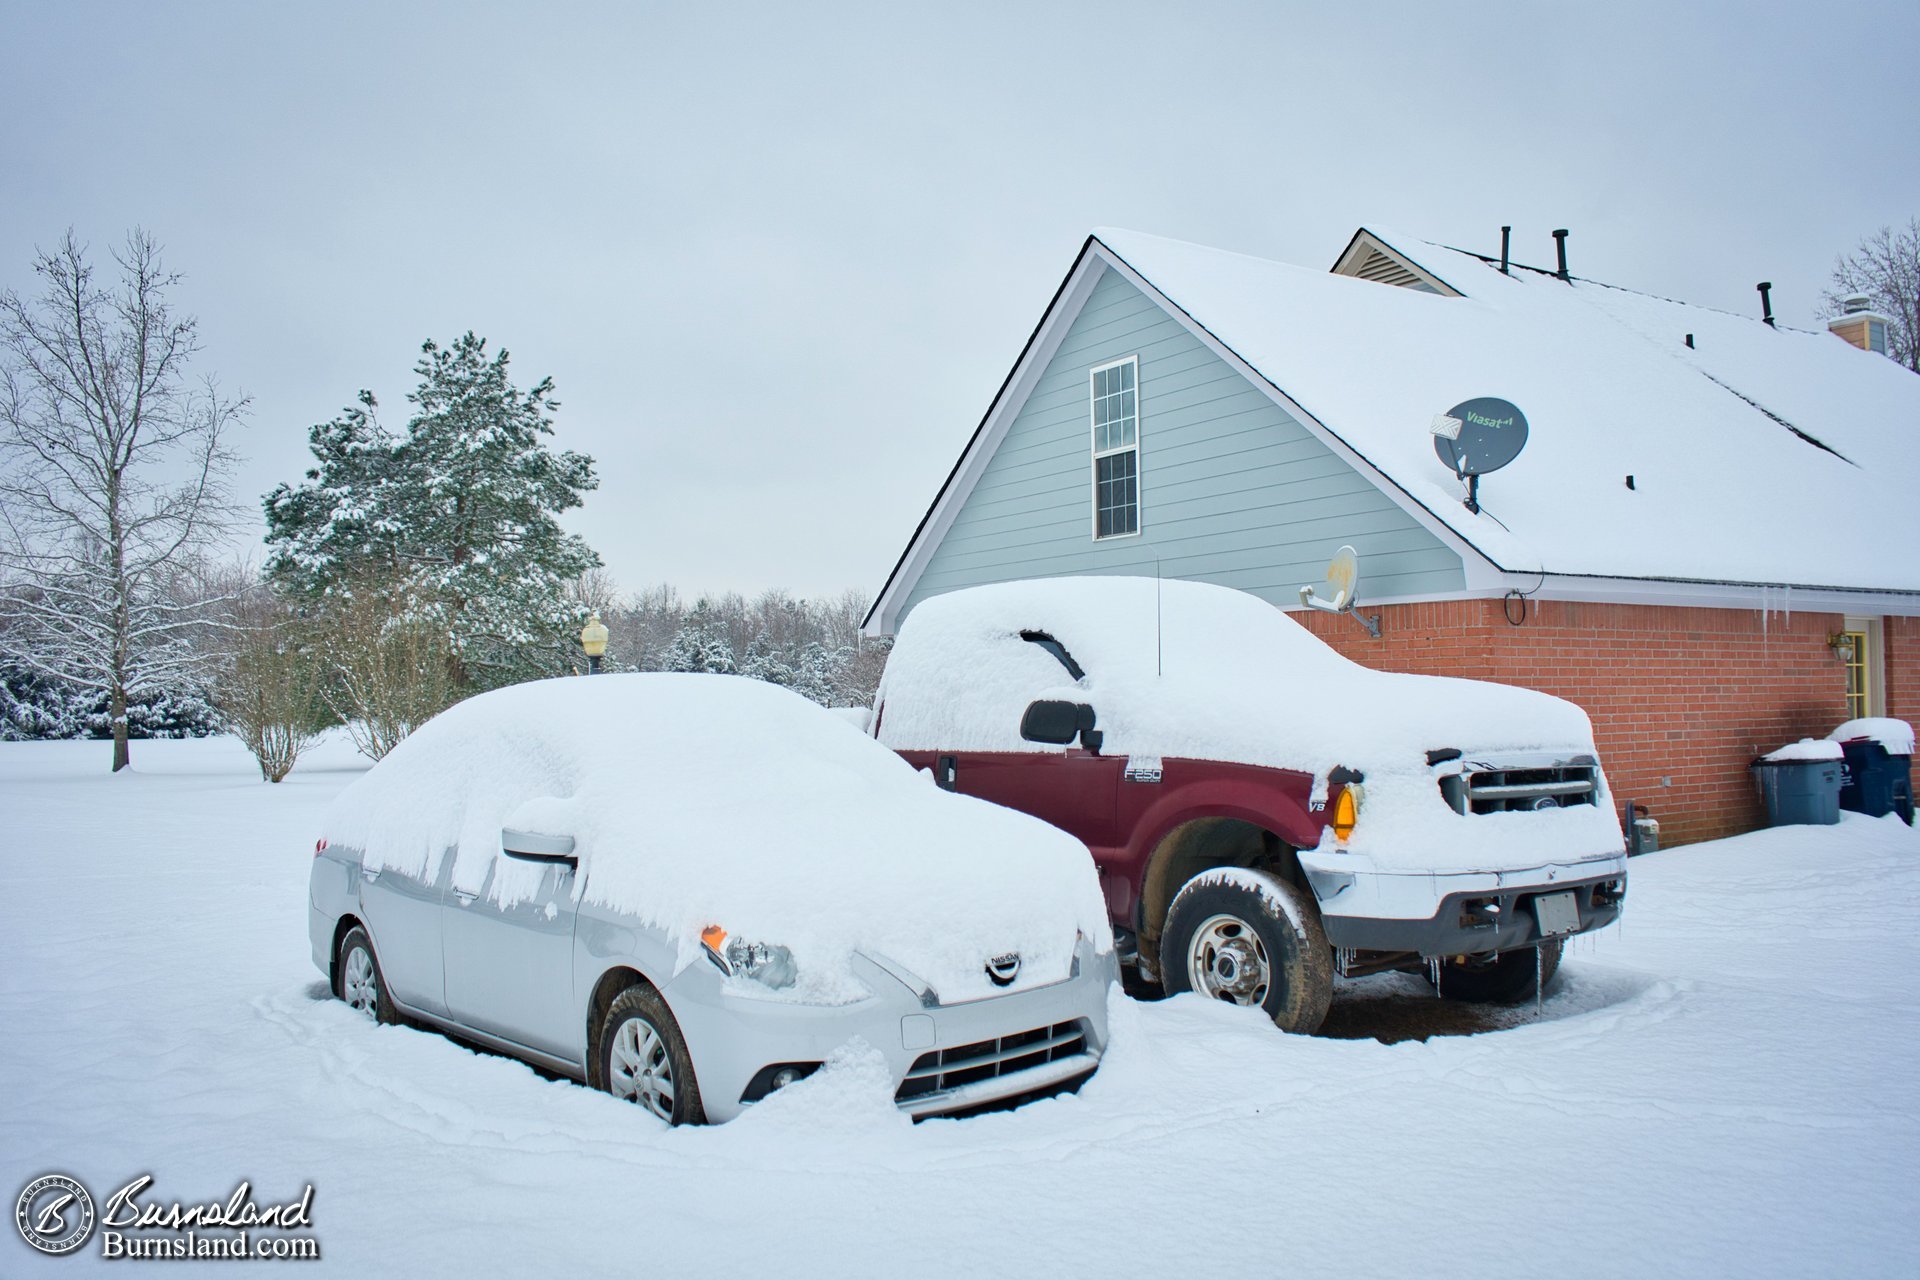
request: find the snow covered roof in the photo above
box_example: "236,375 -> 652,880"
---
1089,226 -> 1920,594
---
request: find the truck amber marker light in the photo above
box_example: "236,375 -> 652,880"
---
1332,786 -> 1362,842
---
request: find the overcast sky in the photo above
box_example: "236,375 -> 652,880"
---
5,1 -> 1915,601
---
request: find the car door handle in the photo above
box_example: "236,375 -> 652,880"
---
453,889 -> 478,905
361,866 -> 380,881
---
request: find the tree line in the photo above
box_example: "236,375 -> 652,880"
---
0,230 -> 882,781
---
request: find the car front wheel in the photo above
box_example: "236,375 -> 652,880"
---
1161,870 -> 1333,1034
598,985 -> 705,1125
1433,939 -> 1563,1004
336,925 -> 399,1025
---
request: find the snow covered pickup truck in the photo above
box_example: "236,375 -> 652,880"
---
871,577 -> 1627,1032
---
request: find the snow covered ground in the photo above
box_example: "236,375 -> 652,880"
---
4,735 -> 1918,1277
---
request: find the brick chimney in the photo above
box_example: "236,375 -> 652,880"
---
1829,294 -> 1892,356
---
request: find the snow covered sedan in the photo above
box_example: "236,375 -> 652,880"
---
309,675 -> 1116,1124
872,577 -> 1629,1032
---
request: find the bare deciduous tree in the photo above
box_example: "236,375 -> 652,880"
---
1824,218 -> 1920,372
0,230 -> 246,770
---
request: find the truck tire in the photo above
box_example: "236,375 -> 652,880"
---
1161,869 -> 1332,1034
1433,939 -> 1563,1004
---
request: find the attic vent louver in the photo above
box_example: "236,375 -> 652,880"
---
1352,248 -> 1430,290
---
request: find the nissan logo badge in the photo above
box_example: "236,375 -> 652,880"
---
985,953 -> 1021,986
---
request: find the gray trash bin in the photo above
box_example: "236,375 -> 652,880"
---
1751,758 -> 1844,826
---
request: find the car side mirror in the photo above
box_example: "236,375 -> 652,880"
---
1021,699 -> 1103,753
501,828 -> 577,867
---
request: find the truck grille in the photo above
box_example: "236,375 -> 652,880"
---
894,1021 -> 1088,1103
1440,759 -> 1599,814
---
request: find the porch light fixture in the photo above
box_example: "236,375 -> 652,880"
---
580,612 -> 609,674
1828,632 -> 1857,663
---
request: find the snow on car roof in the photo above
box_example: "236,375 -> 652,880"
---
1092,227 -> 1920,591
876,577 -> 1625,872
323,674 -> 1109,1004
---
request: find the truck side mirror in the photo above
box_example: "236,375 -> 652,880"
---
1021,699 -> 1102,753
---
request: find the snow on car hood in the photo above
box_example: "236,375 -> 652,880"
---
877,578 -> 1625,872
323,674 -> 1111,1004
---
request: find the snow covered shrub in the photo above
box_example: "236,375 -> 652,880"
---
0,661 -> 220,741
212,586 -> 330,782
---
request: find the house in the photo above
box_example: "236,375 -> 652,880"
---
864,225 -> 1920,844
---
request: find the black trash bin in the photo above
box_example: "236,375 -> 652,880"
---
1834,737 -> 1915,825
1751,756 -> 1844,826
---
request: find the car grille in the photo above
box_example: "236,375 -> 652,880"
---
894,1021 -> 1088,1104
1440,759 -> 1599,814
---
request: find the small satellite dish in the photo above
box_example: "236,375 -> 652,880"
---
1431,397 -> 1529,513
1298,544 -> 1381,639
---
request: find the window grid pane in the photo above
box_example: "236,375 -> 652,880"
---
1096,450 -> 1139,538
1092,360 -> 1139,539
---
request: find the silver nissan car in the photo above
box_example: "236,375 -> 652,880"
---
308,673 -> 1116,1124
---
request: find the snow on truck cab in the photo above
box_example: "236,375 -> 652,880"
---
872,577 -> 1628,1032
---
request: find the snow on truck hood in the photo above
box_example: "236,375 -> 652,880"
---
878,578 -> 1626,872
323,674 -> 1111,1004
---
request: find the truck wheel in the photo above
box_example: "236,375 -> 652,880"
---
1433,939 -> 1563,1004
1161,870 -> 1332,1034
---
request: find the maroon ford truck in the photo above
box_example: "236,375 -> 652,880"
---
871,577 -> 1627,1033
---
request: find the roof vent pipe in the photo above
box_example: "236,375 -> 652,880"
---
1552,229 -> 1570,281
1500,226 -> 1511,275
1757,281 -> 1775,327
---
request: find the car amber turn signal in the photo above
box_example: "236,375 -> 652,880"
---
1332,785 -> 1361,842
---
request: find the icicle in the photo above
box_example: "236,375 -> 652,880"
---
1535,945 -> 1544,1016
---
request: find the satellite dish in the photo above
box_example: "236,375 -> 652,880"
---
1430,397 -> 1528,513
1298,544 -> 1381,639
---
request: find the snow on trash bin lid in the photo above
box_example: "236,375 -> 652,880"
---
1758,738 -> 1844,764
1826,718 -> 1916,756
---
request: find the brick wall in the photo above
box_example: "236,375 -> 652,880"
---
1297,598 -> 1861,846
1887,616 -> 1920,727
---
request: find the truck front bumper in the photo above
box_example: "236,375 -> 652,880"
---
1301,853 -> 1628,959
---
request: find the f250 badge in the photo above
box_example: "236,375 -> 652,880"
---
1123,756 -> 1163,784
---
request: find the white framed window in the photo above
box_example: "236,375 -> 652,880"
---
1090,356 -> 1140,539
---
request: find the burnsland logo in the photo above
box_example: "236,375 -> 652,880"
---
14,1173 -> 321,1262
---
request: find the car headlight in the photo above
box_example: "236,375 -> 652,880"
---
700,925 -> 798,989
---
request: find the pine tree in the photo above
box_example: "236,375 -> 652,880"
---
265,333 -> 600,693
662,601 -> 738,675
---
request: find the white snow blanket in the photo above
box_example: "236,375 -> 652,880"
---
878,577 -> 1625,871
7,737 -> 1920,1276
323,675 -> 1110,1003
1828,717 -> 1915,755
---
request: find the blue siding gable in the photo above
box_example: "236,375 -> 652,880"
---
900,267 -> 1465,620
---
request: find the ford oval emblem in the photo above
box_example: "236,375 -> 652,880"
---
986,953 -> 1021,986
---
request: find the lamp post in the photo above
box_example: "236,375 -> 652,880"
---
580,612 -> 609,675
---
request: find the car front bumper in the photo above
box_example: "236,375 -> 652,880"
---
661,936 -> 1117,1124
1300,851 -> 1628,959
